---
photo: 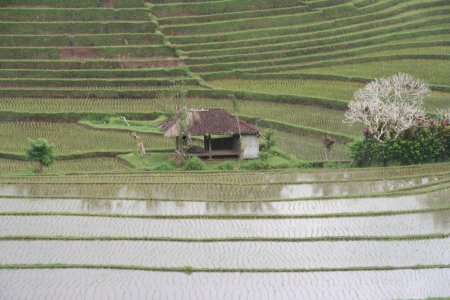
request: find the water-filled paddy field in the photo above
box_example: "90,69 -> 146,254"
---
1,269 -> 448,300
0,168 -> 449,298
0,188 -> 448,216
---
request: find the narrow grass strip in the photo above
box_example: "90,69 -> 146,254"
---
0,263 -> 448,273
0,206 -> 448,219
0,233 -> 448,243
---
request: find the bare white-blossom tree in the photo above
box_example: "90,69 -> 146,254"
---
344,73 -> 430,141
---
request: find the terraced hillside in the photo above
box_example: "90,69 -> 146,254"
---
1,0 -> 449,164
0,1 -> 449,297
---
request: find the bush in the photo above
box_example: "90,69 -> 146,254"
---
184,156 -> 205,171
350,121 -> 450,166
260,129 -> 276,152
274,162 -> 290,169
259,151 -> 269,162
154,162 -> 175,171
217,161 -> 234,170
241,159 -> 268,170
297,161 -> 313,169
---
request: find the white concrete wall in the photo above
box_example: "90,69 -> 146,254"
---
241,135 -> 259,159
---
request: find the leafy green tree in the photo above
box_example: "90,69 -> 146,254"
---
26,138 -> 55,172
260,129 -> 276,152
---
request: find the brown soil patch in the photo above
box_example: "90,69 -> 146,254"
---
119,59 -> 185,68
102,0 -> 114,7
59,47 -> 100,60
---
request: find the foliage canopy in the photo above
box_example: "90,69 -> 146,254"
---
25,138 -> 55,171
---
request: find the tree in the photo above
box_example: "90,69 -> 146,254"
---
260,129 -> 275,152
344,73 -> 430,141
26,138 -> 55,172
322,135 -> 336,161
171,106 -> 199,154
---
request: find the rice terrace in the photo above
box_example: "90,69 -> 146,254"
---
0,0 -> 449,298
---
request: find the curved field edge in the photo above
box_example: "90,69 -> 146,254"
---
0,233 -> 448,242
0,205 -> 448,219
0,263 -> 448,273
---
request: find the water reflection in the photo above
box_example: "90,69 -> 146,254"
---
425,189 -> 450,230
280,178 -> 440,199
81,199 -> 163,215
205,202 -> 275,214
0,184 -> 29,196
0,177 -> 444,201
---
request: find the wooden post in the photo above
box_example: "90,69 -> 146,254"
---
208,134 -> 212,160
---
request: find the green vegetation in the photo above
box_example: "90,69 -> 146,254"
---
0,0 -> 447,169
2,233 -> 449,242
209,79 -> 362,101
292,59 -> 450,86
1,1 -> 449,296
0,121 -> 171,154
25,138 -> 55,172
184,156 -> 205,171
0,157 -> 130,175
350,124 -> 450,167
0,263 -> 448,273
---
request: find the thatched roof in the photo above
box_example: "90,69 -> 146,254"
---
161,108 -> 259,137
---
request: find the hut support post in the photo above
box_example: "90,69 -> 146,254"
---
208,134 -> 212,160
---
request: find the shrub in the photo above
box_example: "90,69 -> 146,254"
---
274,162 -> 290,169
350,121 -> 450,166
260,129 -> 276,152
241,159 -> 268,170
217,161 -> 234,170
297,161 -> 313,169
259,151 -> 269,162
154,162 -> 175,171
184,156 -> 205,171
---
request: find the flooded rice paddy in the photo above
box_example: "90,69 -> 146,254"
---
1,212 -> 448,238
1,269 -> 449,299
0,176 -> 445,200
1,239 -> 448,268
0,169 -> 449,298
0,188 -> 447,216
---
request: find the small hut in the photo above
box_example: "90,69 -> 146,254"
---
161,108 -> 260,159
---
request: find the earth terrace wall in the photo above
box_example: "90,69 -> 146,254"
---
160,4 -> 359,35
176,14 -> 450,51
157,5 -> 310,26
0,21 -> 157,35
186,40 -> 450,68
0,59 -> 184,69
0,33 -> 164,47
0,8 -> 149,21
183,25 -> 450,57
149,0 -> 319,18
190,41 -> 450,73
1,0 -> 145,8
0,78 -> 198,88
0,68 -> 188,78
0,45 -> 175,59
167,2 -> 450,44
